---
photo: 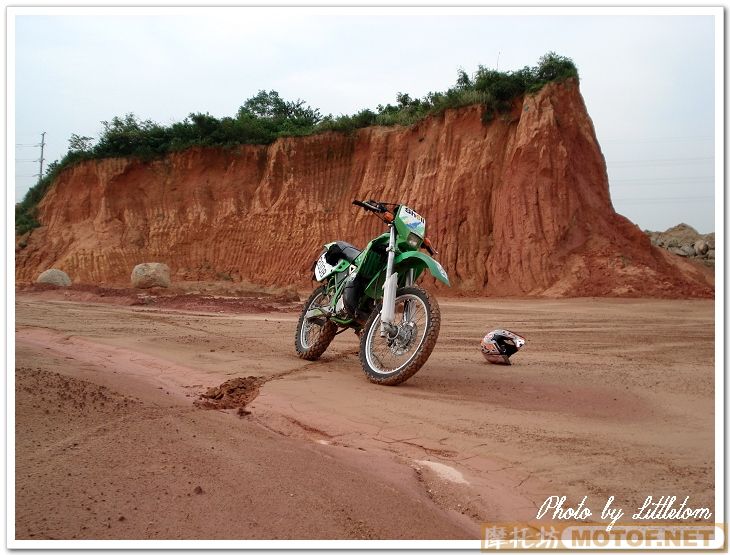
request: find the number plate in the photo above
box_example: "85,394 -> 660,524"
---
399,206 -> 426,237
314,252 -> 335,281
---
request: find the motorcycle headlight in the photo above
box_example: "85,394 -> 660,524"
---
406,233 -> 421,248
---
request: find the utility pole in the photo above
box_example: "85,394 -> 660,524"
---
38,132 -> 46,181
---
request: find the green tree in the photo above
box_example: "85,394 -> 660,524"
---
68,134 -> 94,152
238,90 -> 322,127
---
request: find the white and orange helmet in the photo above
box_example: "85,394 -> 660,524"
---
480,329 -> 526,365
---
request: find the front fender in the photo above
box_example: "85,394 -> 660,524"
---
394,251 -> 450,286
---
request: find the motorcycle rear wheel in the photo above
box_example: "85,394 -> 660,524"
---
295,286 -> 337,360
359,285 -> 441,385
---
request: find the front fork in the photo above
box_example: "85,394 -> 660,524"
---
380,225 -> 415,336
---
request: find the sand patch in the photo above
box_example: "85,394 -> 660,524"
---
416,460 -> 469,484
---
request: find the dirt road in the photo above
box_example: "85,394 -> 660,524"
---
14,293 -> 715,540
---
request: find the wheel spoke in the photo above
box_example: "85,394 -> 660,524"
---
300,291 -> 331,349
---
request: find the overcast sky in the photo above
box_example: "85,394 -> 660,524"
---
13,10 -> 716,233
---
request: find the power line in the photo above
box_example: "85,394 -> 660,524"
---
14,134 -> 46,183
611,177 -> 714,186
612,183 -> 714,188
608,157 -> 714,167
614,196 -> 713,204
612,175 -> 714,182
601,135 -> 713,143
39,132 -> 46,180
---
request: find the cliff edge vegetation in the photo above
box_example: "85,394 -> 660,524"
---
15,52 -> 577,234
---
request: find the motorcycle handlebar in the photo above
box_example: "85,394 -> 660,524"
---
352,199 -> 386,213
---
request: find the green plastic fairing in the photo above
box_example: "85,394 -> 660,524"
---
394,251 -> 450,286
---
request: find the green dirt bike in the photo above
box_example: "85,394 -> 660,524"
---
295,199 -> 450,385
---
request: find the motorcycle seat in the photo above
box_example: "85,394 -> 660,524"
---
325,241 -> 362,265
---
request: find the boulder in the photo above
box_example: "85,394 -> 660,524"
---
279,286 -> 300,302
694,240 -> 709,256
668,247 -> 687,257
36,269 -> 72,287
681,244 -> 696,257
660,223 -> 702,245
707,249 -> 715,259
131,263 -> 171,289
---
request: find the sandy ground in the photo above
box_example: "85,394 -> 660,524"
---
14,291 -> 714,540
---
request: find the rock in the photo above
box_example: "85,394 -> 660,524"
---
280,287 -> 300,302
707,249 -> 715,259
133,294 -> 155,305
664,223 -> 700,241
36,269 -> 72,287
193,486 -> 203,495
131,263 -> 171,289
681,244 -> 696,257
646,225 -> 714,271
694,240 -> 709,255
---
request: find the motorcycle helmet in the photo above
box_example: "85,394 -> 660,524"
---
480,329 -> 526,365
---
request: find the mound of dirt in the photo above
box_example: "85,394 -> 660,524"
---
194,376 -> 264,413
15,282 -> 300,313
151,294 -> 296,313
16,366 -> 140,418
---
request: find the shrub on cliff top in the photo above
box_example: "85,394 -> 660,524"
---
15,52 -> 577,233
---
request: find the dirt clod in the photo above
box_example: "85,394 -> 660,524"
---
194,376 -> 263,411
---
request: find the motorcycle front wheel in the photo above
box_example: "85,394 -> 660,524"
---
359,285 -> 441,385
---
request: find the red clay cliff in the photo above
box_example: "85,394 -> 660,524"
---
15,79 -> 713,297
